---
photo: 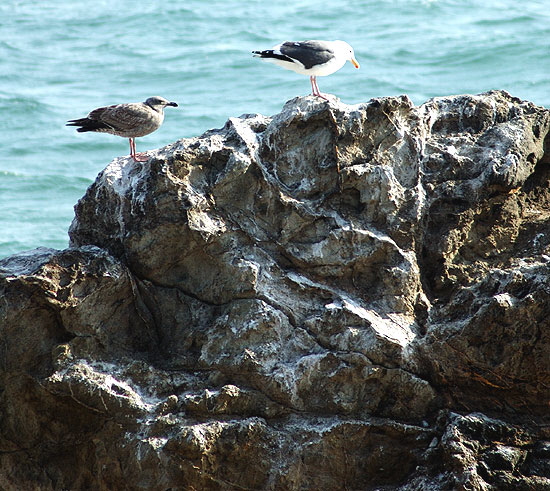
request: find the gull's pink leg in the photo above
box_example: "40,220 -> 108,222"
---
310,76 -> 329,101
310,76 -> 317,95
129,137 -> 149,162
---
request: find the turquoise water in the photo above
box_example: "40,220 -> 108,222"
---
1,0 -> 548,258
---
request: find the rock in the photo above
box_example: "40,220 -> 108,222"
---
1,90 -> 549,489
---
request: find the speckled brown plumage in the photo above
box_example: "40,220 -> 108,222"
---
67,96 -> 178,161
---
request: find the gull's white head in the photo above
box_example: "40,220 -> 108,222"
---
333,40 -> 360,69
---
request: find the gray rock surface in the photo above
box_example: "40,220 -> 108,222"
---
1,90 -> 549,489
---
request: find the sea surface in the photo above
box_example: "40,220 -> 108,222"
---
1,0 -> 548,258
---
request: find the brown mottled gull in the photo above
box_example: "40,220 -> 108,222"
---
67,96 -> 178,162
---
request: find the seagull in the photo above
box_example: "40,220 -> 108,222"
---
67,96 -> 178,162
252,40 -> 360,100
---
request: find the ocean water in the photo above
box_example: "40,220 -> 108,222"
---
1,0 -> 548,258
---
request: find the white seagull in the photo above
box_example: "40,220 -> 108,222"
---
67,96 -> 178,162
253,40 -> 360,100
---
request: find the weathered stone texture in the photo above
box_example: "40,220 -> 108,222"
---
1,90 -> 549,489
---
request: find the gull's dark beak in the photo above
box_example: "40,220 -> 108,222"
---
168,102 -> 178,107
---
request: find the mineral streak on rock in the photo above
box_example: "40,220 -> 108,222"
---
1,90 -> 549,489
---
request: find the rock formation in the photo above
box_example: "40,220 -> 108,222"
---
1,90 -> 549,489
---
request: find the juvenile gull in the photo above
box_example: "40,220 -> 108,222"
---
67,96 -> 178,162
253,40 -> 360,100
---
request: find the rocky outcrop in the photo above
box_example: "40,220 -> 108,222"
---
1,90 -> 549,489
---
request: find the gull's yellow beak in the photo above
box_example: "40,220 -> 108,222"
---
351,57 -> 360,69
